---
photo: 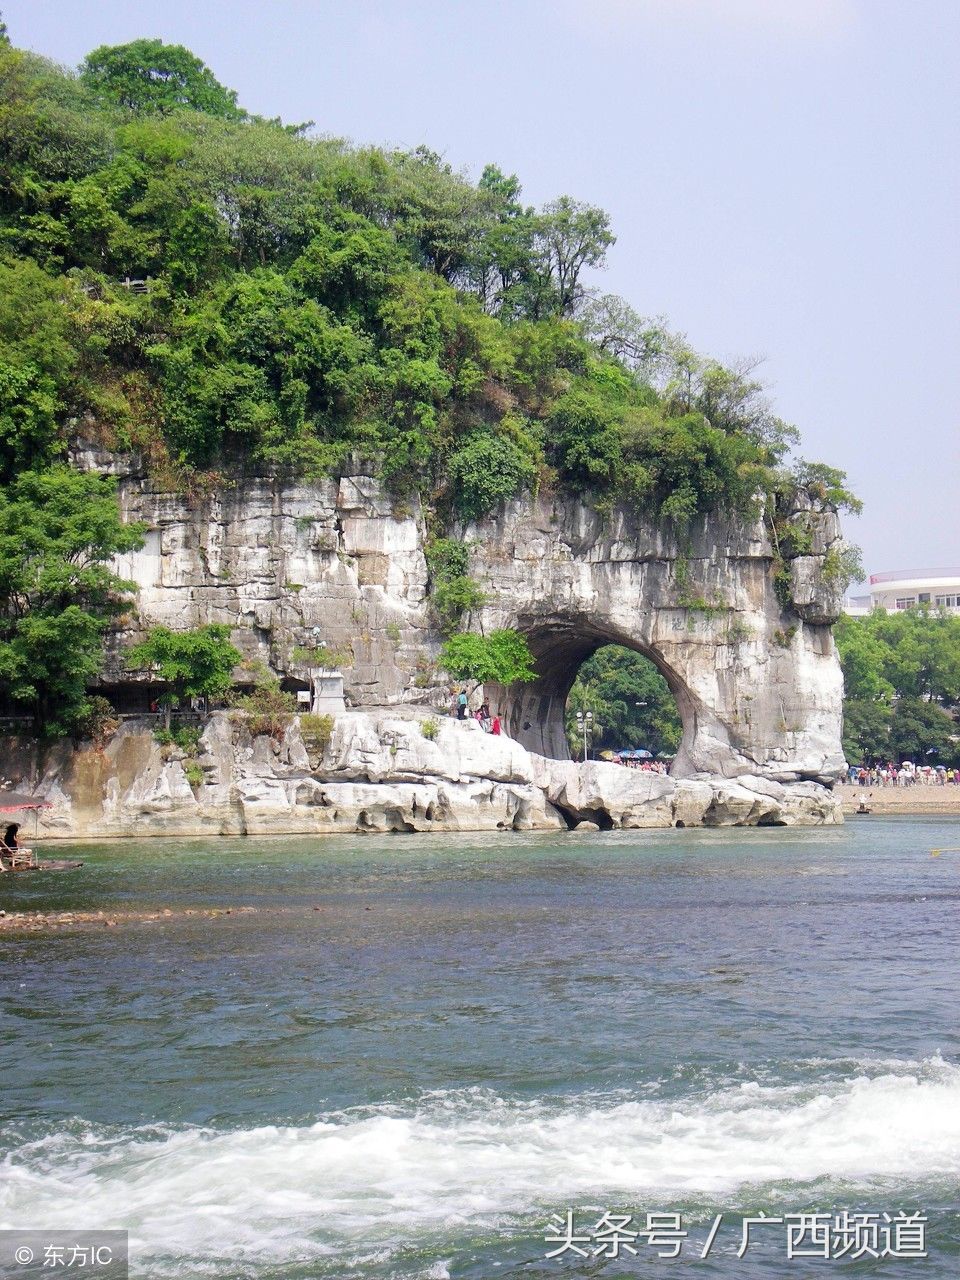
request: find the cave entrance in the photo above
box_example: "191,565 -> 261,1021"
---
494,620 -> 695,770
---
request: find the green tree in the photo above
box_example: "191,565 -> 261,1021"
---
889,697 -> 955,764
577,293 -> 670,378
127,623 -> 242,722
790,461 -> 863,514
836,608 -> 960,708
0,259 -> 78,392
81,39 -> 244,118
0,359 -> 59,479
835,608 -> 960,764
532,197 -> 614,317
439,629 -> 536,686
389,146 -> 489,282
0,466 -> 144,733
834,614 -> 895,702
468,163 -> 531,313
448,432 -> 534,522
840,698 -> 892,764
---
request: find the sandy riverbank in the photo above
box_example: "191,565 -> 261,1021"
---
838,785 -> 960,816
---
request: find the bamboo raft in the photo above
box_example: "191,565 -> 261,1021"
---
1,852 -> 83,872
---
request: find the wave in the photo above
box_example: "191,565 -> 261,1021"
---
2,1056 -> 959,1271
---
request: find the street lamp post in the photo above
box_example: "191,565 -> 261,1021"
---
575,709 -> 594,762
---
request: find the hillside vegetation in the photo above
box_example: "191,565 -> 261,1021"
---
0,29 -> 859,735
0,32 -> 855,521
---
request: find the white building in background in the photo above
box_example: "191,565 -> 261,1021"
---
845,568 -> 960,616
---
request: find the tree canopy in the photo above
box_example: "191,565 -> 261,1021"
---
81,38 -> 244,118
0,466 -> 144,733
439,630 -> 536,687
127,623 -> 242,708
565,646 -> 682,759
0,32 -> 855,532
835,609 -> 960,765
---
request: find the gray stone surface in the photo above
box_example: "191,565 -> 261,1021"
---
76,452 -> 848,791
5,711 -> 842,839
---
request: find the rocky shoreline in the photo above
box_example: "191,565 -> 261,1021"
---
4,710 -> 842,840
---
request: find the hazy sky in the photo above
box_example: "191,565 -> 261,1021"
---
7,0 -> 959,577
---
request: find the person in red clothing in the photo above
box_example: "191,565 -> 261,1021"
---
491,716 -> 501,735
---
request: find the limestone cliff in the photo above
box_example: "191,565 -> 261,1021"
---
6,710 -> 841,840
86,451 -> 847,790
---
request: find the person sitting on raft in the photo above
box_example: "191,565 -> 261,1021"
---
0,822 -> 32,870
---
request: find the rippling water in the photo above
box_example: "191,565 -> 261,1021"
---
2,818 -> 959,1277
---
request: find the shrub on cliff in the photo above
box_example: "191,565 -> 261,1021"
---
231,681 -> 297,741
424,538 -> 486,636
447,433 -> 535,523
439,630 -> 537,687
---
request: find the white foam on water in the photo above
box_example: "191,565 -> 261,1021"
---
2,1056 -> 959,1271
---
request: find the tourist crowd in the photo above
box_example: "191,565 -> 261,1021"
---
450,690 -> 502,734
842,762 -> 959,786
616,757 -> 670,773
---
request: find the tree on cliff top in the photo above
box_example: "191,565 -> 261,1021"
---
81,38 -> 245,118
0,30 -> 855,532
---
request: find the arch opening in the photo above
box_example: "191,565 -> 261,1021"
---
565,645 -> 682,766
493,618 -> 697,770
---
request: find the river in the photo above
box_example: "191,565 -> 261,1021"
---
1,818 -> 959,1277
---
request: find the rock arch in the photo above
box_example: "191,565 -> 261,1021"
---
99,458 -> 846,787
494,618 -> 690,764
471,495 -> 846,785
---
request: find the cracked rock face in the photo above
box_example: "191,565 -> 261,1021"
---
85,453 -> 846,787
10,712 -> 841,840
